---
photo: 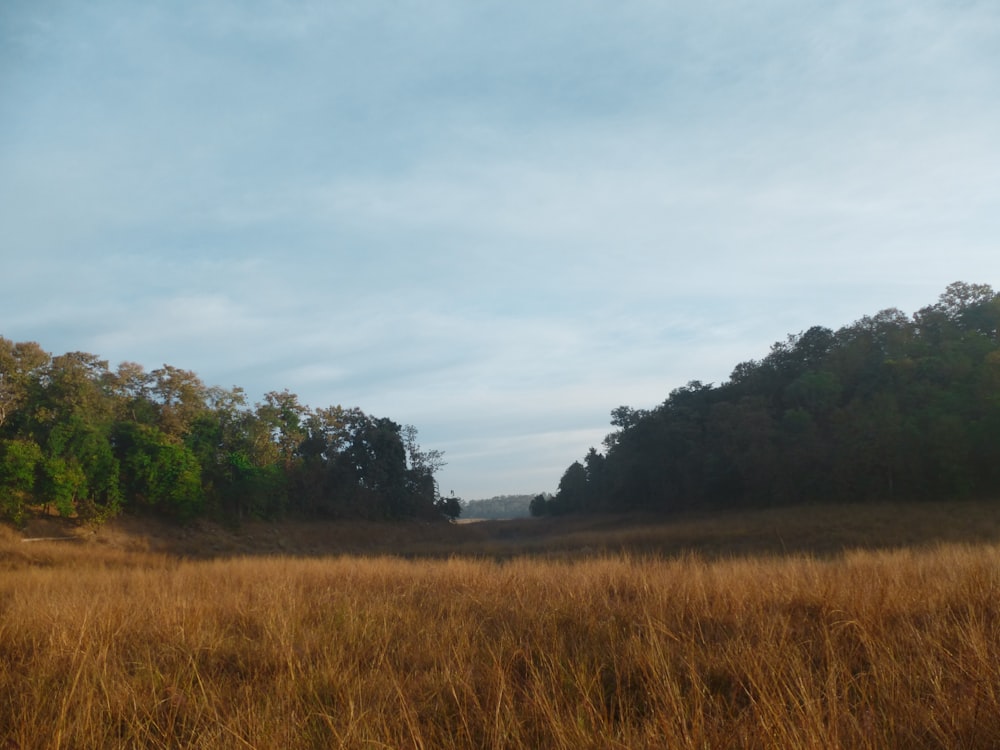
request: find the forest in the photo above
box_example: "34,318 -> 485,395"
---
0,342 -> 457,524
3,281 -> 997,528
537,281 -> 1000,516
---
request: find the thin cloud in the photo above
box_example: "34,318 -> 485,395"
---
1,0 -> 997,497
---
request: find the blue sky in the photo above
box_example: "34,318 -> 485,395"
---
2,0 -> 998,499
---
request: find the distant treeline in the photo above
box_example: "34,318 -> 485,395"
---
462,494 -> 543,519
0,344 -> 455,524
535,282 -> 1000,516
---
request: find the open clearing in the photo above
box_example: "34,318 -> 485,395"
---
2,501 -> 999,749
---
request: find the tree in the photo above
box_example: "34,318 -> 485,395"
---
44,416 -> 122,520
435,492 -> 462,520
38,455 -> 87,517
401,424 -> 446,477
603,405 -> 649,450
22,354 -> 123,520
552,461 -> 588,514
557,282 -> 1000,515
256,390 -> 308,466
401,423 -> 446,510
0,339 -> 450,524
339,415 -> 411,517
706,397 -> 777,505
0,339 -> 49,432
583,447 -> 608,510
784,371 -> 841,416
935,281 -> 995,323
0,438 -> 43,522
32,351 -> 113,431
107,361 -> 157,424
114,423 -> 203,519
300,405 -> 354,463
150,365 -> 209,439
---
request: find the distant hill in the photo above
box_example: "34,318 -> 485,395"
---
462,494 -> 546,520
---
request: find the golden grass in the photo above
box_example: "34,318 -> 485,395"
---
2,508 -> 1000,749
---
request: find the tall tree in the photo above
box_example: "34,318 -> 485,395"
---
150,365 -> 209,439
0,338 -> 49,432
0,438 -> 43,522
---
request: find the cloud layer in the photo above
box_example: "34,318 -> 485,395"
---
2,0 -> 998,497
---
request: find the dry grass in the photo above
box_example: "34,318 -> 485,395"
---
20,497 -> 1000,561
2,504 -> 1000,748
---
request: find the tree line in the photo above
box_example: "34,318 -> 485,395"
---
0,345 -> 457,524
536,282 -> 1000,516
462,494 -> 541,520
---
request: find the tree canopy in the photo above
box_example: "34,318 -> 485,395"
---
0,341 -> 450,524
541,282 -> 1000,516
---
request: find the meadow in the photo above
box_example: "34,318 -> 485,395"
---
2,501 -> 1000,749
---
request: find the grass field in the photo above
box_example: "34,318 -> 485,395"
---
2,501 -> 1000,748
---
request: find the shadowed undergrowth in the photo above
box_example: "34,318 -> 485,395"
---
15,497 -> 1000,562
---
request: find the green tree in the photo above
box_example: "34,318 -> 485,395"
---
38,455 -> 87,517
114,423 -> 203,519
552,461 -> 588,514
529,493 -> 549,517
344,416 -> 410,517
44,416 -> 122,520
22,352 -> 124,520
0,339 -> 49,433
435,492 -> 462,520
706,397 -> 777,505
562,282 -> 1000,515
256,390 -> 307,466
401,423 -> 446,512
581,447 -> 608,510
935,281 -> 995,325
29,352 -> 113,436
148,365 -> 210,439
106,361 -> 158,425
0,438 -> 43,522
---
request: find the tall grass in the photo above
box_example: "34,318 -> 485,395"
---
1,525 -> 999,748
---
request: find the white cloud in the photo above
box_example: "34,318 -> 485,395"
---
2,0 -> 998,497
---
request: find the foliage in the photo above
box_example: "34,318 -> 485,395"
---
0,336 -> 446,523
0,438 -> 42,523
549,281 -> 1000,515
529,493 -> 550,517
435,492 -> 463,520
114,423 -> 204,520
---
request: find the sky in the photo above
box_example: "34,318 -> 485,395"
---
1,0 -> 998,500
